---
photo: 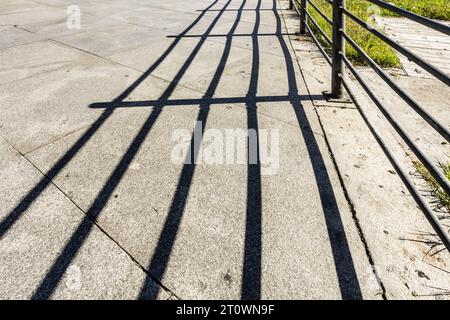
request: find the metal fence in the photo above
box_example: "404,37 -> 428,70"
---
288,0 -> 450,250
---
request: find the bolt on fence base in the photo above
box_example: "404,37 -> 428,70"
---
322,90 -> 352,104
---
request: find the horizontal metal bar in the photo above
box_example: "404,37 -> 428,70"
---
340,53 -> 450,197
342,7 -> 450,86
305,11 -> 332,45
365,0 -> 450,35
342,31 -> 450,142
306,0 -> 332,25
340,77 -> 450,251
305,23 -> 332,65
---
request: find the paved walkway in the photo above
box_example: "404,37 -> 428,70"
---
378,16 -> 450,77
0,0 -> 388,299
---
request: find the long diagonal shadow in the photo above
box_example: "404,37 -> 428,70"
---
30,0 -> 233,299
0,0 -> 221,241
138,0 -> 249,300
241,0 -> 262,300
271,0 -> 362,299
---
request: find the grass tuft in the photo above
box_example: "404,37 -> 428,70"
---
413,160 -> 450,213
382,0 -> 450,21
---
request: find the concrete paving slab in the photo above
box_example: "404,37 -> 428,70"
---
378,17 -> 450,77
103,34 -> 254,93
106,6 -> 207,34
0,26 -> 43,50
53,23 -> 165,57
21,12 -> 122,39
281,0 -> 450,299
78,1 -> 145,17
0,40 -> 173,154
22,0 -> 72,6
0,1 -> 66,26
0,136 -> 169,299
0,0 -> 39,14
179,17 -> 287,57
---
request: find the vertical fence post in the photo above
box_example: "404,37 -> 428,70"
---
289,0 -> 293,10
299,0 -> 307,34
331,0 -> 345,98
